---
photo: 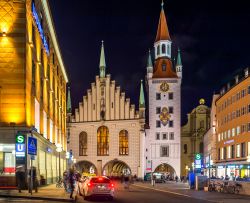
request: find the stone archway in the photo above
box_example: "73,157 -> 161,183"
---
102,159 -> 131,177
74,160 -> 97,175
154,163 -> 176,176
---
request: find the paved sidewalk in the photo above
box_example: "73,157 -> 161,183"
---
0,184 -> 73,202
133,181 -> 250,203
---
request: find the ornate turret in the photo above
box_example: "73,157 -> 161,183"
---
152,1 -> 177,79
99,40 -> 106,78
176,48 -> 182,78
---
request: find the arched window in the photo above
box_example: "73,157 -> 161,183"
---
157,45 -> 160,55
97,126 -> 109,155
162,44 -> 166,54
79,131 -> 87,156
167,45 -> 170,55
119,130 -> 129,155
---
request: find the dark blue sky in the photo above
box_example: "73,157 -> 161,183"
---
49,0 -> 250,125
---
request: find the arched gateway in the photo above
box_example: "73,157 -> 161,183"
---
103,159 -> 131,177
154,163 -> 176,176
74,161 -> 97,175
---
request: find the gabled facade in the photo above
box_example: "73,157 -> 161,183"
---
67,42 -> 145,178
145,2 -> 182,177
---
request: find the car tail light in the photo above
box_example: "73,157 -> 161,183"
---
87,183 -> 92,187
109,183 -> 114,188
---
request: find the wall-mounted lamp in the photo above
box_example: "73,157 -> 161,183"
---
37,61 -> 41,65
44,77 -> 48,81
2,31 -> 6,37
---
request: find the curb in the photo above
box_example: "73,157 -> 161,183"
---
0,194 -> 73,202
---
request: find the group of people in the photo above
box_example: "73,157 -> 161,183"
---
62,168 -> 81,199
16,166 -> 38,193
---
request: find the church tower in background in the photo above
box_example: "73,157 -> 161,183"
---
145,1 -> 182,177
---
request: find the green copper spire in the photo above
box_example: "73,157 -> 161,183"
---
99,40 -> 106,78
67,86 -> 72,113
139,80 -> 145,108
147,49 -> 153,67
176,48 -> 182,66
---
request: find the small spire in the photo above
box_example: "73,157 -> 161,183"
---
176,48 -> 182,66
99,40 -> 106,78
161,0 -> 164,8
139,80 -> 145,108
147,49 -> 153,67
67,86 -> 72,113
155,0 -> 171,42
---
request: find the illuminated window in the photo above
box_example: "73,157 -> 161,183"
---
97,126 -> 109,156
236,144 -> 240,158
227,146 -> 231,159
119,130 -> 128,155
237,126 -> 241,135
221,147 -> 224,159
79,131 -> 87,156
218,133 -> 220,142
232,128 -> 235,137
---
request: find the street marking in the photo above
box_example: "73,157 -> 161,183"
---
133,184 -> 218,203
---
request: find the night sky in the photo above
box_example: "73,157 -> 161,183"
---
49,0 -> 250,125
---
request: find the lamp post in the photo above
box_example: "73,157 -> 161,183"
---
56,144 -> 63,181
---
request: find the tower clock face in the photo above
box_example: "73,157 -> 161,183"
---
160,82 -> 169,92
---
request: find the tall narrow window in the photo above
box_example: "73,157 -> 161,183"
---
162,44 -> 166,54
79,131 -> 87,156
97,126 -> 109,156
184,144 -> 187,154
119,130 -> 128,155
167,45 -> 170,55
157,45 -> 160,55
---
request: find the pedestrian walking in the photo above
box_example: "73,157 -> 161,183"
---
29,166 -> 38,193
16,166 -> 25,193
68,168 -> 76,199
175,175 -> 178,183
151,174 -> 156,187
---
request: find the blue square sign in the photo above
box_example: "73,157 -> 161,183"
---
28,137 -> 37,155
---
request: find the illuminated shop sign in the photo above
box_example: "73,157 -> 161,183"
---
15,134 -> 26,157
224,139 -> 234,145
32,2 -> 49,55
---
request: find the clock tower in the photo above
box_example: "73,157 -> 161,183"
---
145,1 -> 182,177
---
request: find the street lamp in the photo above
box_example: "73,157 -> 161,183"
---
56,143 -> 63,182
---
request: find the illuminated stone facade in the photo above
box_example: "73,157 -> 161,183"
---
0,0 -> 68,185
67,42 -> 145,178
181,100 -> 210,176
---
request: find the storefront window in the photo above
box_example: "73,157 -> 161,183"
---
0,144 -> 15,175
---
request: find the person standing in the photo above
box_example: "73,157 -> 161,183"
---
68,168 -> 76,199
16,166 -> 25,193
29,167 -> 38,193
